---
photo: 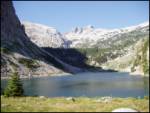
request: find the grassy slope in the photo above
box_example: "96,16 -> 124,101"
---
1,96 -> 149,112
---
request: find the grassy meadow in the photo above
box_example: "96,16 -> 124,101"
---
1,96 -> 149,112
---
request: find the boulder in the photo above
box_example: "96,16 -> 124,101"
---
66,97 -> 75,102
95,96 -> 112,103
112,108 -> 138,112
39,96 -> 45,99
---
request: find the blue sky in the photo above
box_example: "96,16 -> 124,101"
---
13,1 -> 149,33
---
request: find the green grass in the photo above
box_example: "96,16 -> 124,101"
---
1,96 -> 149,112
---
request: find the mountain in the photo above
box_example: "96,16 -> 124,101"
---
22,22 -> 100,71
64,22 -> 149,75
21,20 -> 149,75
73,27 -> 149,75
22,21 -> 69,48
65,22 -> 149,48
1,1 -> 82,78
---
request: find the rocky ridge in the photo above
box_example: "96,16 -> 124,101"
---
64,22 -> 149,48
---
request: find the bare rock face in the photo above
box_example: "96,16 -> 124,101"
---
1,1 -> 81,77
22,21 -> 69,48
1,1 -> 43,57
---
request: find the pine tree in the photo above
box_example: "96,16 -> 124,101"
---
4,72 -> 24,97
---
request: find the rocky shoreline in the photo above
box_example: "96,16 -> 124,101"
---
1,70 -> 149,80
1,72 -> 72,80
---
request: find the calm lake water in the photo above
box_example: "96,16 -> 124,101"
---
1,72 -> 149,98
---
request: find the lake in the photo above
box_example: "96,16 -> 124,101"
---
1,72 -> 149,98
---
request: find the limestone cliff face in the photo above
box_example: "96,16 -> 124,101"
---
1,1 -> 81,77
22,21 -> 69,48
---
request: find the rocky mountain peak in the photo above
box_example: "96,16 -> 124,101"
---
64,22 -> 149,47
72,27 -> 83,34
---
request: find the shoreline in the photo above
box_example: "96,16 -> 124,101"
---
1,72 -> 72,80
1,71 -> 149,80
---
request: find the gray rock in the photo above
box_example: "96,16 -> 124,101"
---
1,104 -> 10,107
95,96 -> 112,103
66,97 -> 75,102
39,96 -> 45,99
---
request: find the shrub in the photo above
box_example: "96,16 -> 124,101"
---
18,58 -> 39,70
143,62 -> 149,75
4,72 -> 24,97
1,47 -> 11,54
131,66 -> 136,72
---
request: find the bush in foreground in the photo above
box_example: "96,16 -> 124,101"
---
4,72 -> 24,97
